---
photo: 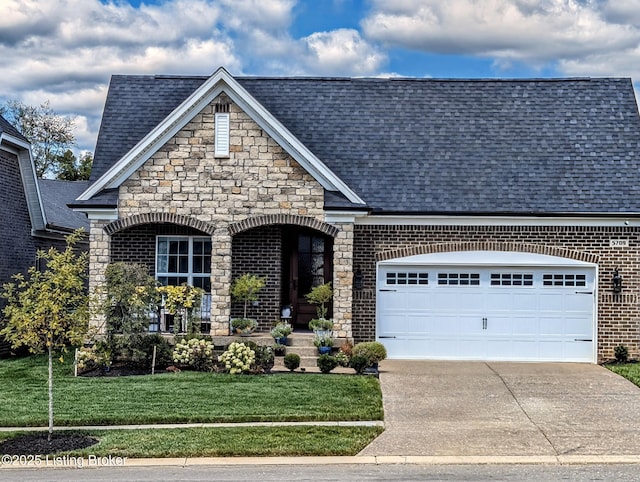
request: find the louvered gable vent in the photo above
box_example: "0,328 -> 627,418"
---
214,101 -> 230,157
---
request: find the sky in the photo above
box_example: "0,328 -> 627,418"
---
2,0 -> 640,154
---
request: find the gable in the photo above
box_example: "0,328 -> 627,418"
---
80,68 -> 363,207
118,97 -> 327,221
83,72 -> 640,215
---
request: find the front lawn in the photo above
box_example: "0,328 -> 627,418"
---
0,354 -> 383,427
0,426 -> 384,458
606,363 -> 640,386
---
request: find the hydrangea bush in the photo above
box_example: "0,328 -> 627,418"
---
218,342 -> 255,374
172,337 -> 215,371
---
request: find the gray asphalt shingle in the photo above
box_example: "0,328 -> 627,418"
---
89,75 -> 640,214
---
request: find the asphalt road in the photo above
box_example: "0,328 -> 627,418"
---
2,463 -> 640,481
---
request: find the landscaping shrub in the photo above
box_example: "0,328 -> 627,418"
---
252,345 -> 274,373
352,342 -> 387,366
339,339 -> 353,357
349,354 -> 370,374
173,337 -> 215,371
218,342 -> 255,374
334,351 -> 350,367
115,334 -> 173,370
317,354 -> 338,373
283,353 -> 300,371
103,262 -> 159,335
615,344 -> 629,363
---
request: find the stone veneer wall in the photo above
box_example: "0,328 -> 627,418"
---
352,224 -> 640,362
89,98 -> 354,336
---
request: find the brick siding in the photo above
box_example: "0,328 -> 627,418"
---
231,225 -> 282,330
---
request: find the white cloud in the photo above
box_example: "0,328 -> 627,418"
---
0,0 -> 244,152
362,0 -> 639,63
301,29 -> 386,75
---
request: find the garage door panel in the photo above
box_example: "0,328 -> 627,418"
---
377,261 -> 595,362
489,315 -> 539,335
563,317 -> 593,337
434,291 -> 485,310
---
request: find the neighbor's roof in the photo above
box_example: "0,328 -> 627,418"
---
0,114 -> 29,143
88,74 -> 640,215
38,179 -> 90,232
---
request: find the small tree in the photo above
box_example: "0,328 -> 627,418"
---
0,230 -> 88,441
305,282 -> 333,320
230,274 -> 266,320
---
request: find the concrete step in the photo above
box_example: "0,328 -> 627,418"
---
283,346 -> 318,357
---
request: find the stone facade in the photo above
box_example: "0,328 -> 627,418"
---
89,98 -> 354,336
352,224 -> 640,362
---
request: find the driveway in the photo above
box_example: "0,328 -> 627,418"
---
359,360 -> 640,457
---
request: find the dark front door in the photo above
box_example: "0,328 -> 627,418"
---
285,229 -> 333,329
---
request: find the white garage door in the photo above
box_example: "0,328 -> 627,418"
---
377,251 -> 596,362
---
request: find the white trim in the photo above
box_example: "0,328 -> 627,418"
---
379,251 -> 598,267
356,214 -> 639,227
74,207 -> 118,221
78,67 -> 365,205
324,210 -> 369,224
1,132 -> 48,232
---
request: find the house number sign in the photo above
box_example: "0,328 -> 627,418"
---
610,239 -> 629,247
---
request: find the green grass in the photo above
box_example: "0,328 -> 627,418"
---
0,354 -> 383,427
0,426 -> 384,457
606,363 -> 640,386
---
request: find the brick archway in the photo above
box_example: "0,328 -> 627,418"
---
375,241 -> 599,264
104,213 -> 216,236
228,214 -> 339,238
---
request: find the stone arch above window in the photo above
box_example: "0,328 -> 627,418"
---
229,214 -> 340,238
104,213 -> 216,236
375,241 -> 599,264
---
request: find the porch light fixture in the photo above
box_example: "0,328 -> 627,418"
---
612,268 -> 623,294
354,268 -> 364,290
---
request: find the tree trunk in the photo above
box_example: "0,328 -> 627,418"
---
48,344 -> 53,442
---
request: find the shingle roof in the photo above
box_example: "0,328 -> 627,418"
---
90,75 -> 640,214
38,179 -> 90,231
0,113 -> 28,143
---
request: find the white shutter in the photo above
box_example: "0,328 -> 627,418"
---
215,112 -> 230,157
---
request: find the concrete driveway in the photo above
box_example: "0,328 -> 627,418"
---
359,360 -> 640,458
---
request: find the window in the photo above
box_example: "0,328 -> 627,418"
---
490,273 -> 533,286
156,236 -> 212,292
542,273 -> 586,287
437,273 -> 480,286
386,272 -> 429,285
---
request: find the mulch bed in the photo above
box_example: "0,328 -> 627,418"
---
0,433 -> 98,455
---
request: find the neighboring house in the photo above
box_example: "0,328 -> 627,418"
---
0,114 -> 89,292
71,67 -> 640,363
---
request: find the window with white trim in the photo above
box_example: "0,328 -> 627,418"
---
156,236 -> 212,292
542,273 -> 586,287
438,273 -> 480,286
490,273 -> 533,286
386,272 -> 429,285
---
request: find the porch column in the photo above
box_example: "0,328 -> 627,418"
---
209,226 -> 232,335
88,220 -> 111,334
332,222 -> 354,339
